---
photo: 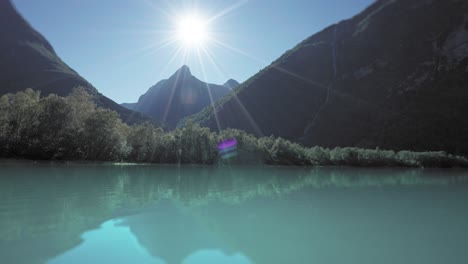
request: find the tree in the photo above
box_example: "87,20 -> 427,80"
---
4,89 -> 41,156
34,95 -> 73,159
127,123 -> 157,162
82,109 -> 130,161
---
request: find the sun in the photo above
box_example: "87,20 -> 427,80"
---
176,15 -> 210,48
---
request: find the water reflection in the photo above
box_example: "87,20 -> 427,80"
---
0,164 -> 467,264
183,250 -> 252,264
49,219 -> 166,264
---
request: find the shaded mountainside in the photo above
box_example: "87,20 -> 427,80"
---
188,0 -> 468,154
0,0 -> 149,124
122,65 -> 232,129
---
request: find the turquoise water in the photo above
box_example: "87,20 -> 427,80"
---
0,164 -> 468,264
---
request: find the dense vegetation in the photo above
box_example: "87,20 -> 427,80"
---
1,89 -> 467,168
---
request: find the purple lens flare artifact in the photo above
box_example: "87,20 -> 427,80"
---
218,139 -> 238,159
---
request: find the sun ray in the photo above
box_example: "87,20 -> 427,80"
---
199,46 -> 263,137
129,0 -> 269,136
89,36 -> 179,76
141,0 -> 175,20
125,1 -> 379,141
211,38 -> 327,88
232,94 -> 264,137
199,46 -> 228,81
207,0 -> 249,23
212,39 -> 373,106
159,46 -> 188,126
131,38 -> 178,58
161,54 -> 184,126
195,48 -> 222,132
197,45 -> 264,137
155,45 -> 185,78
210,38 -> 261,62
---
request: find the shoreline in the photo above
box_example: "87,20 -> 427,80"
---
1,158 -> 467,169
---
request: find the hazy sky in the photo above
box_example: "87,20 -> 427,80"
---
12,0 -> 374,103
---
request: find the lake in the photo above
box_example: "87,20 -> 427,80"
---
0,163 -> 467,264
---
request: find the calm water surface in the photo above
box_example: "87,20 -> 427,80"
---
0,164 -> 467,264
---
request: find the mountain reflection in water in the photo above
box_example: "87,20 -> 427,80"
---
0,164 -> 467,264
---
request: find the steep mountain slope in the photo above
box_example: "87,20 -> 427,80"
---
189,0 -> 468,154
0,0 -> 149,124
122,66 -> 231,128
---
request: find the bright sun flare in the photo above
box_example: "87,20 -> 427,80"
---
176,15 -> 210,48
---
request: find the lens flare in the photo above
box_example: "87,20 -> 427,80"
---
218,139 -> 238,159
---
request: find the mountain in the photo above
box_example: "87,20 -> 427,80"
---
223,79 -> 240,89
0,0 -> 149,124
121,65 -> 231,128
188,0 -> 468,154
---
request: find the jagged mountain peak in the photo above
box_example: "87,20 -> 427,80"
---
122,67 -> 233,128
173,65 -> 192,77
223,79 -> 240,89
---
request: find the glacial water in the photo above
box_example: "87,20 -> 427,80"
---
0,163 -> 467,264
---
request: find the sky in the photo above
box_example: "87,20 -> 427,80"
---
12,0 -> 374,104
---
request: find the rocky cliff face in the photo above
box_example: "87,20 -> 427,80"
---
189,0 -> 468,154
0,0 -> 150,124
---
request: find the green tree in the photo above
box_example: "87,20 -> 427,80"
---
82,109 -> 130,161
127,123 -> 157,162
34,94 -> 73,159
5,89 -> 41,156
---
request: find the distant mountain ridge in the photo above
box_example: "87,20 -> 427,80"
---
187,0 -> 468,154
0,0 -> 149,124
122,66 -> 235,128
